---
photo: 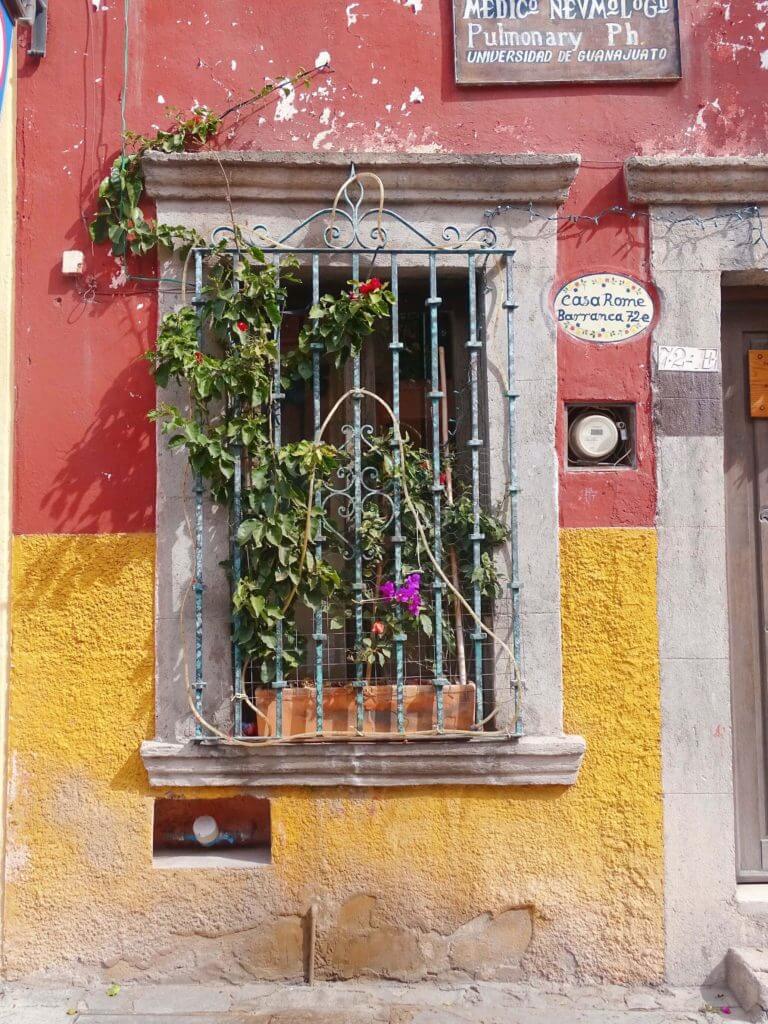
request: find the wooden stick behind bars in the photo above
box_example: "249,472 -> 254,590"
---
438,347 -> 468,687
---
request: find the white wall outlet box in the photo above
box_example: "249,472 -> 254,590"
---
62,250 -> 85,276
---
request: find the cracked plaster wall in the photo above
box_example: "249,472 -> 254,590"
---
4,529 -> 663,984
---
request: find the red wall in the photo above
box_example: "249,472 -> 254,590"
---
12,0 -> 768,533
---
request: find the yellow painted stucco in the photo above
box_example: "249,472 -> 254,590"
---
3,528 -> 664,983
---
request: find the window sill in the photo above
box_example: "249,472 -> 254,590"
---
141,734 -> 586,788
153,848 -> 271,870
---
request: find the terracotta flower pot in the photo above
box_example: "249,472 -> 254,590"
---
251,682 -> 476,738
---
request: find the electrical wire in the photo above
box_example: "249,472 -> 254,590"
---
121,0 -> 129,149
484,200 -> 768,254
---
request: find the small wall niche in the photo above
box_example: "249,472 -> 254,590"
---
153,796 -> 271,869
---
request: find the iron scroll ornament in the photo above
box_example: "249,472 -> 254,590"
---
210,166 -> 499,253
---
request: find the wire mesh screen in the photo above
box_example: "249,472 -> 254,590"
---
186,177 -> 522,742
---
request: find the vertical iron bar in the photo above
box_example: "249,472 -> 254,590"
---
352,253 -> 364,733
504,254 -> 522,734
311,255 -> 325,735
427,254 -> 445,732
193,250 -> 205,737
389,255 -> 406,733
272,257 -> 285,738
231,252 -> 243,737
467,257 -> 485,725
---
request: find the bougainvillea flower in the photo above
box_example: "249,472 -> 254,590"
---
359,278 -> 382,295
381,574 -> 422,615
194,351 -> 204,364
395,573 -> 422,606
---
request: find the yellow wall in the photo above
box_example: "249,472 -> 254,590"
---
0,42 -> 16,961
3,528 -> 664,983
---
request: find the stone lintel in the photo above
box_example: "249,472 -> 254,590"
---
141,734 -> 586,788
626,155 -> 768,206
143,151 -> 580,207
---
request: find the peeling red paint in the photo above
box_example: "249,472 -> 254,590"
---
11,0 -> 768,532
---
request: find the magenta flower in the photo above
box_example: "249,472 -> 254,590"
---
380,573 -> 422,616
395,573 -> 421,604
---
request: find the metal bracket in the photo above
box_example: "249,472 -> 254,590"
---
27,0 -> 46,57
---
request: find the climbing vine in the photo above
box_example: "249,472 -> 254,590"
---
89,71 -> 316,257
90,87 -> 510,695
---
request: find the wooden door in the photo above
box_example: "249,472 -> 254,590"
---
723,298 -> 768,881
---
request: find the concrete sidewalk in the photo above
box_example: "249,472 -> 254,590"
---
0,981 -> 758,1024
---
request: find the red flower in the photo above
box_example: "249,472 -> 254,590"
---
439,472 -> 447,486
236,320 -> 248,332
371,620 -> 386,637
194,351 -> 204,364
359,278 -> 382,295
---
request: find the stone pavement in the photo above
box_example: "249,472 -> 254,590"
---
0,981 -> 761,1024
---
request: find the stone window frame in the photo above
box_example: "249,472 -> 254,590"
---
139,151 -> 586,788
625,155 -> 768,984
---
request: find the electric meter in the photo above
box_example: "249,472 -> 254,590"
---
568,412 -> 621,463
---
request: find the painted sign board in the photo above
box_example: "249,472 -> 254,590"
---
452,0 -> 682,86
553,273 -> 654,343
0,3 -> 11,119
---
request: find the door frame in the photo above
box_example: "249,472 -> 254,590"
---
722,298 -> 768,881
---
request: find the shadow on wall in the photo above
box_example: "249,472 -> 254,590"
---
39,360 -> 155,533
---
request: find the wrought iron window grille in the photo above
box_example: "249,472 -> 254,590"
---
183,168 -> 523,743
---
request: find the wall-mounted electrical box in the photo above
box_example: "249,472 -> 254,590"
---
566,404 -> 635,470
2,0 -> 33,20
